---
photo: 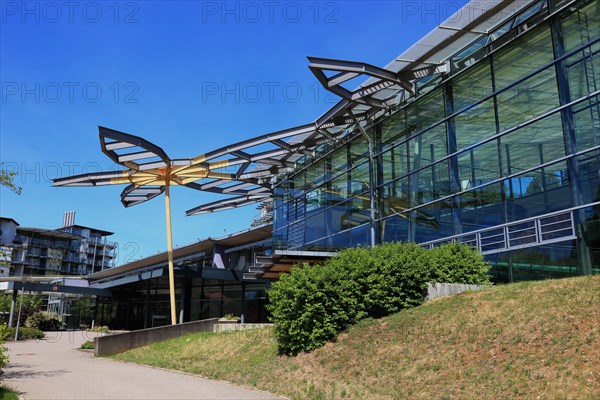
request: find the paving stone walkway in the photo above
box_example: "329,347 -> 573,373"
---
3,331 -> 282,400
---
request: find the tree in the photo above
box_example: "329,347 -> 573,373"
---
0,165 -> 21,374
0,165 -> 22,195
0,165 -> 21,267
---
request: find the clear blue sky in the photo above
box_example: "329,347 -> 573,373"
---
0,1 -> 468,263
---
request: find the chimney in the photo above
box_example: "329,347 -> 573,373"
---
63,211 -> 76,227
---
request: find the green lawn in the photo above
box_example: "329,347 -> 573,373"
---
114,275 -> 600,399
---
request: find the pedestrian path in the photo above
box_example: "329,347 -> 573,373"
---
3,331 -> 282,400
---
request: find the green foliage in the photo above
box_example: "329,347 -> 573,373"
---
25,311 -> 63,331
0,166 -> 22,195
267,261 -> 365,355
91,325 -> 110,333
5,326 -> 44,341
0,386 -> 19,400
429,242 -> 493,285
80,340 -> 95,350
221,313 -> 240,321
0,325 -> 8,374
267,242 -> 491,355
0,294 -> 42,325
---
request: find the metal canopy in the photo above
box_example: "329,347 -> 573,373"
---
53,0 -> 542,216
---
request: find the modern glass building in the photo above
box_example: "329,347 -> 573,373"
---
50,0 -> 600,330
272,0 -> 600,282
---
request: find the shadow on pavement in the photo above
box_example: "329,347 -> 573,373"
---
3,363 -> 70,379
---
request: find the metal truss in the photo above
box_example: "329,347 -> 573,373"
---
308,56 -> 446,109
52,122 -> 349,212
54,0 -> 539,216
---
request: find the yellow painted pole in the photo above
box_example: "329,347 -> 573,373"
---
164,179 -> 177,325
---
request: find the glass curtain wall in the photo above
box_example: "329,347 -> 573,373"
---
273,0 -> 600,280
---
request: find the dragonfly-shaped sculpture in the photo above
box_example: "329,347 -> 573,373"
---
53,126 -> 274,325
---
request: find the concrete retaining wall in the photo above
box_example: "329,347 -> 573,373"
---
94,318 -> 219,356
426,282 -> 490,301
213,323 -> 273,333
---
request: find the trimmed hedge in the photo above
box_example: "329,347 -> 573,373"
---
267,242 -> 491,355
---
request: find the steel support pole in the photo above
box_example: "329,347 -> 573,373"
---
367,140 -> 377,248
14,288 -> 24,341
164,180 -> 177,325
8,289 -> 17,327
350,111 -> 377,248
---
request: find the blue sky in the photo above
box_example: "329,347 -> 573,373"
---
0,1 -> 468,263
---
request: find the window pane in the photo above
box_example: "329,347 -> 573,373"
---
408,125 -> 448,170
493,23 -> 554,90
331,146 -> 350,177
380,109 -> 408,146
329,171 -> 349,204
454,99 -> 497,150
451,59 -> 494,111
381,214 -> 409,243
457,183 -> 505,233
304,159 -> 325,191
560,1 -> 600,53
457,140 -> 500,190
406,87 -> 445,135
413,199 -> 454,242
576,149 -> 600,204
381,177 -> 410,218
380,143 -> 409,184
500,112 -> 565,176
505,161 -> 572,221
306,187 -> 325,212
573,95 -> 600,151
411,160 -> 451,207
349,224 -> 370,248
349,136 -> 368,164
496,66 -> 559,132
566,42 -> 600,102
350,162 -> 370,196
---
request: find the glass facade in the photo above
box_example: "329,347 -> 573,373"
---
274,0 -> 600,282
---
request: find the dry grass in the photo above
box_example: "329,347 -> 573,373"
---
114,275 -> 600,399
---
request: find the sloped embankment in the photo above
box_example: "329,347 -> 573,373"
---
114,275 -> 600,399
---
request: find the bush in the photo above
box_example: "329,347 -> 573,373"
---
429,242 -> 492,285
91,325 -> 110,333
80,340 -> 94,350
5,326 -> 44,341
0,325 -> 8,374
267,261 -> 365,355
25,312 -> 63,331
267,242 -> 491,355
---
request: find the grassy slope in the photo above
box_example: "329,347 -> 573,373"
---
114,276 -> 600,400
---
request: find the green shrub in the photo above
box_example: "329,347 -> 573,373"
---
429,242 -> 492,285
25,311 -> 63,331
0,325 -> 8,374
268,261 -> 365,355
80,340 -> 94,350
5,326 -> 44,341
91,325 -> 110,333
267,242 -> 491,355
